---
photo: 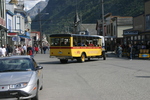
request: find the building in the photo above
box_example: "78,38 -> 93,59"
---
6,2 -> 16,46
6,0 -> 32,46
0,0 -> 7,46
80,24 -> 97,35
123,0 -> 150,47
122,0 -> 150,58
96,13 -> 133,51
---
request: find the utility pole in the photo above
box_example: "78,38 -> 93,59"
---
102,0 -> 105,37
38,9 -> 42,54
38,9 -> 49,54
101,0 -> 105,49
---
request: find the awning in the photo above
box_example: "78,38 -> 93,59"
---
24,32 -> 30,37
18,35 -> 30,39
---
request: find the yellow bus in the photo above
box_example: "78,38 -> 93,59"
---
49,34 -> 106,63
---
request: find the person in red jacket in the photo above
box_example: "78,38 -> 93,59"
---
34,46 -> 39,54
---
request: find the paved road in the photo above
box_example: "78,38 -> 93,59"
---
34,53 -> 150,100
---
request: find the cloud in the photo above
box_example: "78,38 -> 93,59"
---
25,0 -> 46,10
6,0 -> 46,11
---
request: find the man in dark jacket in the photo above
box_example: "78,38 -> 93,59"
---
128,44 -> 133,60
6,44 -> 13,56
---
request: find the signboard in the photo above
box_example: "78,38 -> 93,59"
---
12,36 -> 20,41
7,32 -> 18,36
123,31 -> 138,36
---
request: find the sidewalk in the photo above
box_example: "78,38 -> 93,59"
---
106,51 -> 117,57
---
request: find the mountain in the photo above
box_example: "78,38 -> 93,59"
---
27,0 -> 49,19
31,0 -> 145,34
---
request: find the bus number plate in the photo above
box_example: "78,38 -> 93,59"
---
58,51 -> 62,54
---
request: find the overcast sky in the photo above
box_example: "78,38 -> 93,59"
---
6,0 -> 46,10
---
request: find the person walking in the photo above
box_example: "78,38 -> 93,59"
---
1,45 -> 6,57
27,45 -> 34,58
118,45 -> 123,58
128,44 -> 133,60
18,45 -> 24,55
34,46 -> 39,54
23,44 -> 27,55
6,44 -> 13,56
43,46 -> 47,54
15,45 -> 21,55
0,46 -> 2,57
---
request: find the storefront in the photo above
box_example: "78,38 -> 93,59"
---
123,30 -> 150,58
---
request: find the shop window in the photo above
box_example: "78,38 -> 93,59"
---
134,36 -> 137,40
131,36 -> 133,40
142,35 -> 145,40
138,36 -> 141,40
146,14 -> 150,31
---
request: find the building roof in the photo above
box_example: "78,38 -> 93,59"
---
80,24 -> 97,35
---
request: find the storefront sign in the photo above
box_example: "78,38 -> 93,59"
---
123,31 -> 138,35
7,32 -> 18,36
12,36 -> 20,41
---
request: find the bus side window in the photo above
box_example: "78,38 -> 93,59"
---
73,39 -> 77,46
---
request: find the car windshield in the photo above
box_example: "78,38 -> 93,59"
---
0,58 -> 33,72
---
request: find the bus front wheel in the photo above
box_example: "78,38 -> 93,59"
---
60,59 -> 68,63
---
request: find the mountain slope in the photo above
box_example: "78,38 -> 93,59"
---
31,0 -> 144,34
27,1 -> 49,19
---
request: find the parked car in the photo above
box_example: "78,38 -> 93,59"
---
0,55 -> 43,100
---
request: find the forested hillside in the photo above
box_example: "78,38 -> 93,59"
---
31,0 -> 144,34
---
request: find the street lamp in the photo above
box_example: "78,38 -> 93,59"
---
38,9 -> 49,54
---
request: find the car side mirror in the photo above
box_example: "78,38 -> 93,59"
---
36,66 -> 43,70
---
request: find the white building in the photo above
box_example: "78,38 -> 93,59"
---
6,0 -> 32,46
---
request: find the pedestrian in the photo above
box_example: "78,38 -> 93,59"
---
0,46 -> 2,57
15,45 -> 21,55
42,46 -> 47,54
1,45 -> 6,57
128,44 -> 133,60
34,46 -> 39,54
118,45 -> 123,58
18,45 -> 24,55
23,44 -> 27,55
27,45 -> 34,58
6,44 -> 13,56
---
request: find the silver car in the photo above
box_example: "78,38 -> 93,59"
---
0,55 -> 43,100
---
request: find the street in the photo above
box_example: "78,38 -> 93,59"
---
34,53 -> 150,100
